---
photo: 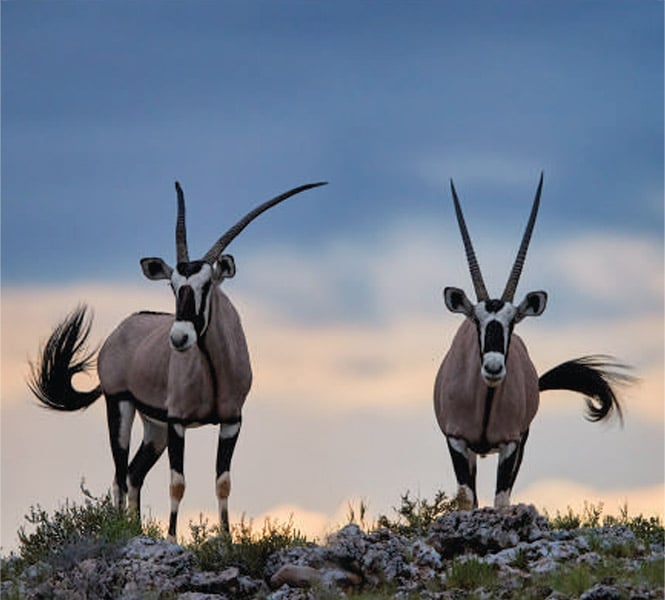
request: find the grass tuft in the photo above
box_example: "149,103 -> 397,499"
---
187,512 -> 310,578
446,556 -> 497,591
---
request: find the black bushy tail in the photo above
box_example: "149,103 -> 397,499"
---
538,355 -> 633,424
28,305 -> 102,411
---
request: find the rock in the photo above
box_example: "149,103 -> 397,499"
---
270,564 -> 321,588
580,583 -> 622,600
427,504 -> 549,558
6,504 -> 663,600
122,535 -> 187,563
190,566 -> 240,594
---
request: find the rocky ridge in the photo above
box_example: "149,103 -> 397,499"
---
3,504 -> 663,599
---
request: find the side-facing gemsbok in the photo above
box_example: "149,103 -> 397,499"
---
29,180 -> 327,541
434,173 -> 630,510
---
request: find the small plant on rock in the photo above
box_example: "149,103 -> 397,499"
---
545,501 -> 664,546
187,513 -> 310,578
375,490 -> 458,537
446,556 -> 497,591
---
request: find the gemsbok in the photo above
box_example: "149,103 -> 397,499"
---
434,173 -> 630,510
29,180 -> 327,541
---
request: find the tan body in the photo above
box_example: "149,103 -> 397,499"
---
434,318 -> 539,450
98,288 -> 252,423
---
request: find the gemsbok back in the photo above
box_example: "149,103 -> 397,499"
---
434,173 -> 631,510
29,180 -> 327,541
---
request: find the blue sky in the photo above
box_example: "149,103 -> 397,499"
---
3,1 -> 662,283
2,1 -> 663,551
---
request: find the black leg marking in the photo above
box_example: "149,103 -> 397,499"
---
495,429 -> 530,507
216,418 -> 241,533
127,418 -> 167,519
105,395 -> 135,509
167,421 -> 186,541
447,437 -> 478,510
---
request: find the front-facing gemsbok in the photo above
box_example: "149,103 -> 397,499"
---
29,180 -> 326,541
434,173 -> 630,510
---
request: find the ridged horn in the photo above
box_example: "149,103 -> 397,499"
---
501,172 -> 544,302
202,182 -> 328,264
175,181 -> 189,263
450,179 -> 489,301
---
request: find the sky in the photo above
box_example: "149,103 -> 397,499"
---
1,1 -> 663,552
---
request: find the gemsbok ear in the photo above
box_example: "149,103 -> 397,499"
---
515,290 -> 547,322
444,286 -> 475,316
140,257 -> 173,281
213,254 -> 236,282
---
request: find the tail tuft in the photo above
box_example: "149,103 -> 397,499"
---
28,305 -> 102,410
538,355 -> 634,424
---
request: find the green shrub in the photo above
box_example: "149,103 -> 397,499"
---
375,490 -> 458,537
16,482 -> 161,568
545,501 -> 604,530
545,501 -> 664,546
187,513 -> 309,578
635,557 -> 665,587
603,503 -> 665,546
542,564 -> 593,597
446,556 -> 497,591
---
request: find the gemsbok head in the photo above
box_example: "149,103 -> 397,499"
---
434,173 -> 630,511
29,180 -> 327,541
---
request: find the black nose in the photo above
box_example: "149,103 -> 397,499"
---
485,362 -> 503,375
171,330 -> 189,350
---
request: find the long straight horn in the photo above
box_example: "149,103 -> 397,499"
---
175,181 -> 189,263
202,181 -> 328,264
450,179 -> 489,301
501,172 -> 544,302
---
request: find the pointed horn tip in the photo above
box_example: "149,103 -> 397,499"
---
175,181 -> 183,193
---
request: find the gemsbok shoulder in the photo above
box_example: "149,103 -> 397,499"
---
434,173 -> 631,510
29,180 -> 327,541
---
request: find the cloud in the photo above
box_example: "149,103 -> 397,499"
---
515,479 -> 665,520
540,232 -> 664,312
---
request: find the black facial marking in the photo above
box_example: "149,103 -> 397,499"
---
484,320 -> 505,354
176,285 -> 196,321
176,261 -> 205,277
485,299 -> 505,313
